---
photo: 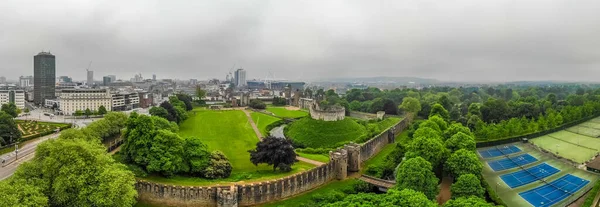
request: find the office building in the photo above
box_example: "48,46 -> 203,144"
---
87,70 -> 94,86
0,77 -> 6,84
33,51 -> 56,105
112,91 -> 140,111
153,74 -> 156,81
190,79 -> 198,85
58,88 -> 112,115
0,88 -> 25,109
234,68 -> 247,87
58,76 -> 72,83
103,76 -> 113,86
19,76 -> 33,87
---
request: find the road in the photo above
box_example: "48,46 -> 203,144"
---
0,133 -> 60,180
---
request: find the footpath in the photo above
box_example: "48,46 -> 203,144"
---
241,109 -> 326,166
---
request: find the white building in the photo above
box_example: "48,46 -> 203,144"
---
59,88 -> 112,115
234,68 -> 247,87
19,76 -> 33,87
0,89 -> 25,109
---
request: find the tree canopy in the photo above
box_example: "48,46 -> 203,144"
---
249,136 -> 296,171
445,132 -> 476,153
97,105 -> 107,115
445,149 -> 483,178
395,157 -> 439,200
450,174 -> 485,198
444,196 -> 497,207
1,103 -> 18,118
399,97 -> 421,114
0,111 -> 21,146
406,136 -> 447,167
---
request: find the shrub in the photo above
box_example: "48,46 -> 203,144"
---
249,99 -> 266,109
203,151 -> 232,179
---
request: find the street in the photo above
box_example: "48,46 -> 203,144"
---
0,133 -> 60,180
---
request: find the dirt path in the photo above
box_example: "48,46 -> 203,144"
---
297,156 -> 325,166
242,110 -> 263,140
437,176 -> 452,205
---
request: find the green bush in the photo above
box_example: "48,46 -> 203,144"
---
481,178 -> 506,206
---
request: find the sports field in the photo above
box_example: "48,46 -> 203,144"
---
266,107 -> 308,118
177,108 -> 314,178
250,112 -> 281,136
480,143 -> 599,207
529,119 -> 600,163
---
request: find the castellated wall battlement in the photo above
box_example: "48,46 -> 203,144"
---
135,118 -> 409,207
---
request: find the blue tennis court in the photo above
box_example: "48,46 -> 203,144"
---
488,153 -> 538,171
479,145 -> 522,158
500,163 -> 560,188
519,174 -> 590,207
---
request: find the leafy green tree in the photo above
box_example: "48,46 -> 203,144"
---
395,157 -> 439,200
73,110 -> 83,117
203,151 -> 233,179
481,98 -> 509,123
0,111 -> 21,146
418,120 -> 442,133
444,196 -> 497,207
10,138 -> 137,207
428,115 -> 448,131
24,107 -> 30,113
406,136 -> 447,167
272,96 -> 287,106
437,95 -> 453,110
122,115 -> 157,166
196,86 -> 206,99
0,179 -> 48,206
173,106 -> 188,122
159,101 -> 179,122
430,103 -> 450,120
445,149 -> 482,177
175,93 -> 194,111
146,130 -> 186,176
444,123 -> 473,139
445,132 -> 476,152
399,97 -> 421,114
249,99 -> 267,109
349,100 -> 362,111
84,108 -> 92,117
183,136 -> 211,176
249,136 -> 296,171
451,174 -> 485,198
412,127 -> 442,141
1,103 -> 18,117
381,189 -> 438,207
467,103 -> 482,117
151,116 -> 179,133
150,106 -> 172,122
97,105 -> 107,115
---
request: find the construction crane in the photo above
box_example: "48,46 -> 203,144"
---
86,61 -> 92,72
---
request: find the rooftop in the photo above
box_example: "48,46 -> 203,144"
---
36,51 -> 54,56
587,156 -> 600,170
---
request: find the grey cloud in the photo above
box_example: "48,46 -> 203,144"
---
1,0 -> 600,82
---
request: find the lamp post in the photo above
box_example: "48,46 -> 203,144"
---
14,144 -> 18,160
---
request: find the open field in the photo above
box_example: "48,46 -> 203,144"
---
480,143 -> 599,207
528,119 -> 600,164
175,108 -> 315,182
250,112 -> 281,136
266,107 -> 309,119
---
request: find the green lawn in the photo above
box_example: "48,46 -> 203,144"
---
286,117 -> 368,148
250,112 -> 281,136
170,108 -> 315,185
266,107 -> 309,118
296,152 -> 330,163
262,179 -> 360,207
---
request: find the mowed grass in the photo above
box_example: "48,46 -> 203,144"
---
177,108 -> 314,179
286,118 -> 368,148
266,107 -> 308,118
296,152 -> 330,163
530,134 -> 598,163
250,112 -> 281,136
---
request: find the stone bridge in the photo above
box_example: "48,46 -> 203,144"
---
358,175 -> 396,192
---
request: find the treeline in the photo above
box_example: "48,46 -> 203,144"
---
131,94 -> 233,178
0,112 -> 137,207
328,113 -> 498,206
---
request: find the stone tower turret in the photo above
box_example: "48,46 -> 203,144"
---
330,149 -> 348,180
344,143 -> 361,172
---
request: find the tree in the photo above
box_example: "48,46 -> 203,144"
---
272,97 -> 287,106
203,151 -> 233,179
175,94 -> 194,111
399,97 -> 421,117
146,130 -> 186,176
445,132 -> 476,152
150,106 -> 171,121
52,103 -> 58,111
451,174 -> 485,198
159,101 -> 179,122
0,112 -> 21,146
412,127 -> 442,141
444,123 -> 473,140
122,115 -> 157,166
428,115 -> 448,131
467,103 -> 482,117
430,103 -> 450,120
0,179 -> 48,206
249,99 -> 267,110
183,136 -> 211,176
74,110 -> 83,117
97,105 -> 107,115
249,136 -> 296,171
9,138 -> 137,207
406,136 -> 447,167
196,86 -> 206,99
84,108 -> 92,117
24,107 -> 30,113
395,157 -> 439,200
437,95 -> 453,110
445,149 -> 482,177
481,98 -> 509,123
444,196 -> 497,207
1,103 -> 18,117
381,189 -> 438,207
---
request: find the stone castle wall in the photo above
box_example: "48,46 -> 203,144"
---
309,104 -> 345,121
135,118 -> 409,207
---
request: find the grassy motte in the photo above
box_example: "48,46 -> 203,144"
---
285,118 -> 368,148
266,107 -> 308,118
250,112 -> 281,136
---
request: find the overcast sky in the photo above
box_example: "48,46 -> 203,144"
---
2,0 -> 600,82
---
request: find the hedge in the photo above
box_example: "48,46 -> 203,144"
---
583,180 -> 600,207
476,115 -> 598,148
481,177 -> 507,206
